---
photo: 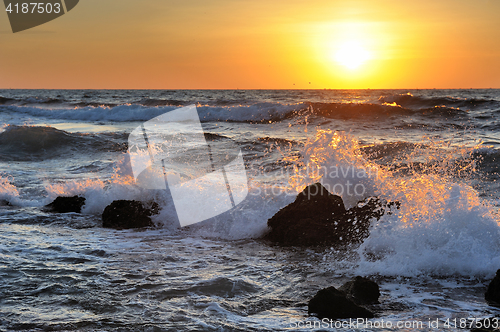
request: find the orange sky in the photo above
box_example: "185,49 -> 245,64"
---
1,0 -> 500,89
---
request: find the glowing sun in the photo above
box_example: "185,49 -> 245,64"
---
335,41 -> 371,70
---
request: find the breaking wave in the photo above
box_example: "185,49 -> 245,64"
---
0,101 -> 478,125
5,127 -> 497,277
379,92 -> 500,110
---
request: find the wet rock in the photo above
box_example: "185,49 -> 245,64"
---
308,286 -> 374,319
470,327 -> 498,332
265,183 -> 398,247
470,319 -> 500,332
339,276 -> 380,305
485,269 -> 500,306
102,200 -> 156,229
45,196 -> 86,213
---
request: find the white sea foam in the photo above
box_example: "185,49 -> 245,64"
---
299,131 -> 500,277
3,124 -> 499,277
354,183 -> 500,277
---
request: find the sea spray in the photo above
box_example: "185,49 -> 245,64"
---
292,131 -> 500,277
285,130 -> 381,208
0,176 -> 18,204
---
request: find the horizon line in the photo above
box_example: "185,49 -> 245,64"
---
1,87 -> 500,91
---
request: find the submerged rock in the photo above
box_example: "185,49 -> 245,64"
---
470,319 -> 500,332
102,200 -> 157,229
485,269 -> 500,306
308,286 -> 374,319
470,323 -> 500,332
45,196 -> 86,213
339,276 -> 380,305
265,183 -> 398,247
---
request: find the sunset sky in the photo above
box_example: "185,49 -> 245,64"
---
1,0 -> 500,89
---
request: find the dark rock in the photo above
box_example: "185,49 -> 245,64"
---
470,320 -> 500,332
0,199 -> 12,206
339,276 -> 380,305
485,269 -> 500,306
102,200 -> 156,229
471,317 -> 500,331
264,183 -> 398,247
45,196 -> 86,213
149,201 -> 160,215
308,286 -> 374,319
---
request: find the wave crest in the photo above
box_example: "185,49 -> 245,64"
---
0,125 -> 126,161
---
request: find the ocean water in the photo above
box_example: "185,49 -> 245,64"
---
1,89 -> 500,331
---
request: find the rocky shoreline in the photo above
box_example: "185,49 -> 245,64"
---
44,183 -> 500,325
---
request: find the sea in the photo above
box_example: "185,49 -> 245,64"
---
1,89 -> 500,331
